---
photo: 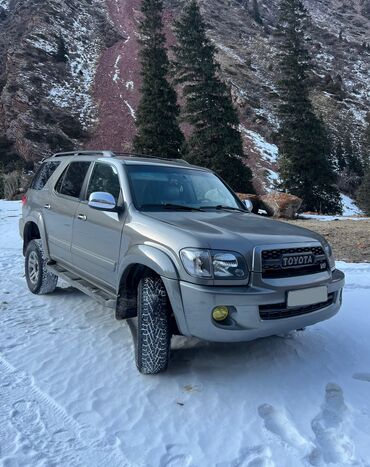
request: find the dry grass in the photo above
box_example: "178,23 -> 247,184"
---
283,219 -> 370,263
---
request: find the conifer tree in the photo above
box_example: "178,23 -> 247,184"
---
344,133 -> 363,177
252,0 -> 263,25
276,0 -> 341,214
335,140 -> 346,171
133,0 -> 184,158
357,170 -> 370,215
55,35 -> 68,63
173,0 -> 254,193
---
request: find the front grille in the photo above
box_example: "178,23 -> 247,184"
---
259,293 -> 335,320
261,246 -> 327,278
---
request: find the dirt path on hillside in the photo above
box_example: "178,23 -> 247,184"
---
87,0 -> 177,153
87,0 -> 141,152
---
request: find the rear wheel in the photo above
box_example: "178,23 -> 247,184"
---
25,239 -> 58,295
135,276 -> 171,374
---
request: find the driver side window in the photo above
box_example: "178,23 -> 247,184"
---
86,163 -> 121,202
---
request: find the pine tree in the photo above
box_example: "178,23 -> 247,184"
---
344,133 -> 363,178
55,35 -> 68,63
133,0 -> 184,158
356,170 -> 370,215
276,0 -> 341,214
173,0 -> 254,193
252,0 -> 263,25
336,140 -> 346,171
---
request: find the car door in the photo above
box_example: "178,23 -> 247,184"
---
43,160 -> 91,264
71,161 -> 126,289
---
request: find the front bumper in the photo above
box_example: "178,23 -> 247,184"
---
163,269 -> 345,342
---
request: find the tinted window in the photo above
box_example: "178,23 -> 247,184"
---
126,165 -> 242,210
55,161 -> 90,198
86,163 -> 121,202
31,161 -> 60,190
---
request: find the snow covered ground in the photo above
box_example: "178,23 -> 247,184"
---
1,200 -> 370,467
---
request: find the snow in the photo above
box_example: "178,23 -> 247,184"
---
26,37 -> 56,54
212,40 -> 245,64
0,0 -> 9,10
2,200 -> 370,466
301,214 -> 369,222
341,194 -> 364,217
112,55 -> 122,83
239,125 -> 280,190
45,6 -> 110,128
301,195 -> 365,221
124,100 -> 136,120
240,127 -> 279,164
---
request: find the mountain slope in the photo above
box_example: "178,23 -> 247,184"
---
0,0 -> 368,193
0,0 -> 119,166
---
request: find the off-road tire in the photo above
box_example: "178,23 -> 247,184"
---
25,239 -> 58,295
136,276 -> 171,374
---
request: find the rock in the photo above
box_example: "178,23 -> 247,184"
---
260,192 -> 303,219
237,193 -> 261,214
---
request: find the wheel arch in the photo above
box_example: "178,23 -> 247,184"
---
23,216 -> 49,258
116,245 -> 180,321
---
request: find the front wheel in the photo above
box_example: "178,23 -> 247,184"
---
25,239 -> 58,295
135,276 -> 171,374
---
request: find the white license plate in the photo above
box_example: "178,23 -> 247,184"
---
287,286 -> 328,308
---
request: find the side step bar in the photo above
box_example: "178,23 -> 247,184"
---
47,264 -> 117,309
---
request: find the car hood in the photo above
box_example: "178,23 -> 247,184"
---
142,210 -> 324,250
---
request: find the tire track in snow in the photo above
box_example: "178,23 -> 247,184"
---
0,356 -> 133,467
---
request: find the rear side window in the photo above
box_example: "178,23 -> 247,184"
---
30,161 -> 61,190
55,161 -> 90,198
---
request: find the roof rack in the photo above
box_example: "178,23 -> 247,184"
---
114,152 -> 190,164
52,150 -> 115,158
50,150 -> 190,164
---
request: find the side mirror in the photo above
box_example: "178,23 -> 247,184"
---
88,192 -> 117,211
242,199 -> 253,213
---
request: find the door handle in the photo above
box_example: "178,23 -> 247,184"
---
77,214 -> 87,221
44,204 -> 51,210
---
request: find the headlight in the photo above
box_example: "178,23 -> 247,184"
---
180,248 -> 248,280
323,241 -> 335,271
179,248 -> 212,278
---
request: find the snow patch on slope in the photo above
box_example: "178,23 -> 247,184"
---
302,195 -> 365,220
0,0 -> 9,10
242,128 -> 278,163
341,194 -> 364,216
240,125 -> 280,190
26,37 -> 57,54
43,8 -> 107,128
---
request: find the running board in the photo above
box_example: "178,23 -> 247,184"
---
47,264 -> 117,309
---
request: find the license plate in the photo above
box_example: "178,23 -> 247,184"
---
287,286 -> 328,308
281,253 -> 314,268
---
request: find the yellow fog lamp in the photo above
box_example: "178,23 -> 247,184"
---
212,306 -> 229,322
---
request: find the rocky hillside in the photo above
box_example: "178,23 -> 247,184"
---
0,0 -> 369,192
0,0 -> 119,168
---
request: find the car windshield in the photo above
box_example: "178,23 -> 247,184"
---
125,164 -> 245,211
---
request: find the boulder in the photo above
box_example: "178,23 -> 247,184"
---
236,193 -> 261,214
260,192 -> 302,219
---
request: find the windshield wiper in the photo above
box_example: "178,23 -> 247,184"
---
140,203 -> 204,212
203,205 -> 246,213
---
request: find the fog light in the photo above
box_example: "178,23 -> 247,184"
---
212,306 -> 229,322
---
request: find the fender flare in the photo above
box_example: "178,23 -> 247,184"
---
117,245 -> 190,334
23,214 -> 50,259
118,244 -> 179,285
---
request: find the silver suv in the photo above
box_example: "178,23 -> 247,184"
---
20,151 -> 345,374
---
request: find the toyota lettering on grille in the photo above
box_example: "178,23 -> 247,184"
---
281,253 -> 315,268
